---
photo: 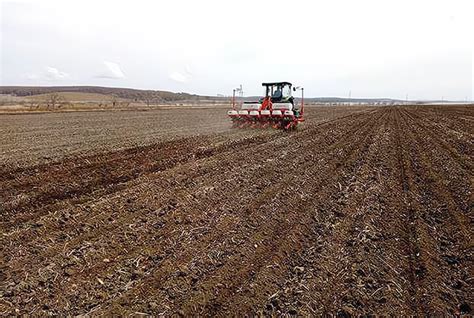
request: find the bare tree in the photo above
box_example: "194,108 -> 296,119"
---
140,92 -> 160,107
141,93 -> 152,107
46,93 -> 63,110
110,95 -> 119,108
27,99 -> 40,110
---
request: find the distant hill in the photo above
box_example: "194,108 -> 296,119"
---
305,97 -> 403,103
4,86 -> 464,105
23,92 -> 126,102
242,96 -> 403,103
0,86 -> 203,102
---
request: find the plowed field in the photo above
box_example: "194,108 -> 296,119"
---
1,106 -> 472,315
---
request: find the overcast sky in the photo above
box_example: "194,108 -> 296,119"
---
1,0 -> 473,100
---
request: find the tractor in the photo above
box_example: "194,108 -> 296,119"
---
228,82 -> 304,130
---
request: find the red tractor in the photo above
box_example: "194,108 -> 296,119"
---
228,82 -> 304,130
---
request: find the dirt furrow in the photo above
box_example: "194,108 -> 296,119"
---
397,108 -> 472,314
404,108 -> 473,172
77,109 -> 382,314
283,108 -> 418,315
1,112 -> 375,314
392,107 -> 473,315
1,105 -> 472,316
161,110 -> 387,315
0,132 -> 278,228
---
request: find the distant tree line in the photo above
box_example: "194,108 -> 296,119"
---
0,86 -> 201,102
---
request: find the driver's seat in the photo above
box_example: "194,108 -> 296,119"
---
271,89 -> 282,102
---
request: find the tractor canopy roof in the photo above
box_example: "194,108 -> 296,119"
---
262,82 -> 292,87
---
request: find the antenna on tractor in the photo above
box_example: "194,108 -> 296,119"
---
237,85 -> 243,99
294,86 -> 304,116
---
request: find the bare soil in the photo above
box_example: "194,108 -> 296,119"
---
0,106 -> 472,316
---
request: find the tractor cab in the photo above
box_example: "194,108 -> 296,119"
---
261,82 -> 294,105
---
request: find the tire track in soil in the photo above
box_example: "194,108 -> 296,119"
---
2,134 -> 286,291
413,107 -> 474,161
0,109 -> 373,230
0,133 -> 273,226
403,108 -> 473,172
181,110 -> 386,315
392,107 -> 431,315
1,110 -> 376,314
50,109 -> 380,314
98,109 -> 384,315
1,111 -> 371,260
402,107 -> 473,217
273,107 -> 417,315
397,108 -> 472,314
1,106 -> 471,316
2,109 -> 375,247
402,108 -> 472,225
414,106 -> 474,137
393,107 -> 473,315
287,108 -> 417,315
255,109 -> 396,316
